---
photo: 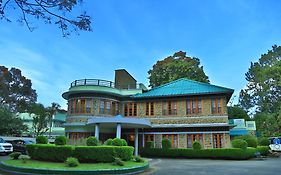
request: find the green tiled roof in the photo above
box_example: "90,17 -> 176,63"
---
133,78 -> 234,98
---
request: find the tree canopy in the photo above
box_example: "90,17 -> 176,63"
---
0,0 -> 92,36
239,45 -> 281,114
148,51 -> 210,88
0,106 -> 28,136
227,105 -> 250,121
0,66 -> 37,112
28,103 -> 50,136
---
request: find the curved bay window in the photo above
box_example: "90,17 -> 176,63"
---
69,98 -> 93,114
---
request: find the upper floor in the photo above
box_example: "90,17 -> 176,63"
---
62,69 -> 234,120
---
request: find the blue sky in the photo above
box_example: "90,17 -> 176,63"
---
0,0 -> 281,109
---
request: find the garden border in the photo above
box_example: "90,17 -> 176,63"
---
0,161 -> 149,175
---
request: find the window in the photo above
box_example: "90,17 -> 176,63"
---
186,134 -> 203,148
111,102 -> 120,115
124,102 -> 137,116
162,134 -> 178,148
80,99 -> 85,113
186,99 -> 202,114
106,101 -> 111,114
86,99 -> 92,113
145,102 -> 154,116
99,100 -> 105,114
213,134 -> 223,148
162,101 -> 177,115
211,98 -> 222,114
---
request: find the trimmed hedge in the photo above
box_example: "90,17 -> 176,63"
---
54,136 -> 67,145
27,144 -> 134,163
141,147 -> 257,160
104,139 -> 113,146
115,146 -> 134,161
36,136 -> 48,144
86,136 -> 99,146
112,138 -> 123,146
145,141 -> 154,149
192,141 -> 202,150
73,146 -> 134,163
26,144 -> 73,162
256,146 -> 269,156
231,139 -> 247,149
258,137 -> 270,146
234,135 -> 258,148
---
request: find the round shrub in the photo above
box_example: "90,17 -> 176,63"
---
145,141 -> 153,149
65,157 -> 79,167
18,155 -> 30,163
192,141 -> 202,150
104,139 -> 113,146
36,136 -> 48,144
112,138 -> 123,146
245,137 -> 258,148
9,152 -> 21,160
162,138 -> 172,149
55,136 -> 67,145
259,137 -> 270,146
232,139 -> 248,149
121,139 -> 128,146
86,136 -> 99,146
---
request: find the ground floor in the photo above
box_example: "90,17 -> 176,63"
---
66,127 -> 231,149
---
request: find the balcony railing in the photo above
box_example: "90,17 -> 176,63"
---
70,79 -> 143,90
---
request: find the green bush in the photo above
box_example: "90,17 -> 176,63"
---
55,136 -> 67,145
26,144 -> 73,162
112,138 -> 123,146
86,136 -> 99,146
134,156 -> 144,162
115,146 -> 134,161
162,138 -> 172,149
234,135 -> 258,148
231,139 -> 247,149
36,136 -> 48,144
245,138 -> 258,148
141,147 -> 257,160
113,157 -> 124,166
18,155 -> 30,163
259,137 -> 270,146
104,139 -> 113,146
145,141 -> 153,149
9,152 -> 21,160
65,157 -> 79,167
192,141 -> 202,150
256,146 -> 269,156
73,146 -> 134,163
121,139 -> 128,146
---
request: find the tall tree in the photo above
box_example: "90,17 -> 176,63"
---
28,103 -> 50,136
47,102 -> 61,138
148,51 -> 209,88
0,106 -> 28,136
0,0 -> 92,36
227,105 -> 251,121
0,66 -> 37,112
239,45 -> 281,113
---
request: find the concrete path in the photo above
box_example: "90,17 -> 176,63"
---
141,157 -> 281,175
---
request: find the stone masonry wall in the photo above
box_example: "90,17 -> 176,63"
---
203,134 -> 213,149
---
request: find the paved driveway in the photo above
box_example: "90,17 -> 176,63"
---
142,157 -> 281,175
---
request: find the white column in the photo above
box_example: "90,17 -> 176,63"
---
116,123 -> 121,138
95,124 -> 100,140
135,128 -> 139,156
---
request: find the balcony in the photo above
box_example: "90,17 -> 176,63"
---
70,79 -> 144,90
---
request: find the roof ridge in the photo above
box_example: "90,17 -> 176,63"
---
180,78 -> 234,91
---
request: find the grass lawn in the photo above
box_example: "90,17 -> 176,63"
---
3,159 -> 148,170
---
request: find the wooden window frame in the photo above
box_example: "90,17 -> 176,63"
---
186,99 -> 202,115
124,102 -> 137,117
145,102 -> 155,116
186,134 -> 204,148
211,98 -> 222,114
162,101 -> 177,116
